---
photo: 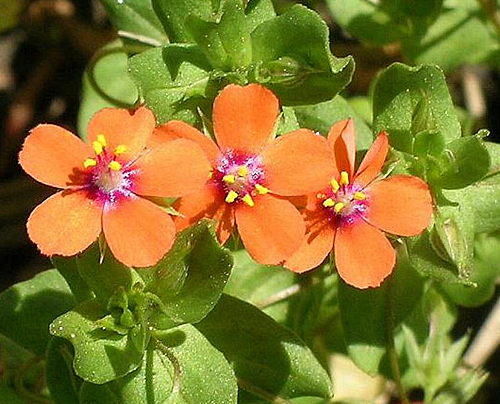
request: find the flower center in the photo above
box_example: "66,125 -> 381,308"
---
81,134 -> 136,205
318,171 -> 368,226
213,150 -> 269,207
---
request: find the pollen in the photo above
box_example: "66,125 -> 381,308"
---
242,194 -> 255,207
317,193 -> 326,199
334,202 -> 345,213
92,140 -> 104,155
237,166 -> 249,177
255,184 -> 269,194
354,192 -> 366,200
340,171 -> 349,186
323,198 -> 335,208
108,161 -> 122,171
330,178 -> 340,192
225,190 -> 238,203
114,144 -> 127,155
83,158 -> 97,168
96,134 -> 107,147
223,174 -> 236,184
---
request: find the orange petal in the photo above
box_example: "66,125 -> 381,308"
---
19,124 -> 93,188
150,121 -> 221,163
365,175 -> 433,236
327,119 -> 356,178
174,183 -> 235,244
87,107 -> 156,160
354,131 -> 389,187
235,194 -> 305,265
261,129 -> 335,195
103,196 -> 176,267
285,210 -> 335,273
213,84 -> 279,153
334,220 -> 395,289
27,190 -> 101,256
133,138 -> 212,198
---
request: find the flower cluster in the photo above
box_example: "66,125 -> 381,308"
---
20,84 -> 433,288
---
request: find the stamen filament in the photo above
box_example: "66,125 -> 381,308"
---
242,194 -> 255,207
108,161 -> 122,171
83,158 -> 97,168
340,171 -> 349,186
323,198 -> 335,208
225,190 -> 238,203
255,184 -> 269,195
223,174 -> 236,184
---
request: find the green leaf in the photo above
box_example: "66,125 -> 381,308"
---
46,337 -> 81,404
0,269 -> 75,355
245,0 -> 276,32
196,294 -> 333,400
50,299 -> 146,384
293,95 -> 374,151
100,0 -> 168,46
372,63 -> 461,153
52,256 -> 94,303
78,40 -> 139,140
338,256 -> 424,375
128,44 -> 213,125
80,324 -> 237,404
140,220 -> 233,325
251,5 -> 354,105
0,382 -> 28,404
0,0 -> 25,33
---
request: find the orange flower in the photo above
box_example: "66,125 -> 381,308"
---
150,84 -> 336,265
19,107 -> 211,267
284,119 -> 433,289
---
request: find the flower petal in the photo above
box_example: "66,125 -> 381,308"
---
133,138 -> 212,197
87,107 -> 156,160
103,196 -> 175,267
174,183 -> 234,244
213,84 -> 279,153
150,121 -> 221,163
27,190 -> 101,256
334,220 -> 395,289
285,210 -> 335,273
235,194 -> 305,265
261,129 -> 335,195
327,119 -> 356,178
354,131 -> 389,187
365,175 -> 433,236
19,124 -> 93,188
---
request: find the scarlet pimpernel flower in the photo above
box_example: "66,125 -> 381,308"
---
284,119 -> 433,289
150,84 -> 335,265
19,107 -> 211,267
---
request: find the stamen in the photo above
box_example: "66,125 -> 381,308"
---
225,190 -> 238,203
255,184 -> 269,195
317,193 -> 326,199
83,158 -> 97,168
330,178 -> 340,192
237,166 -> 248,177
92,141 -> 104,155
96,134 -> 107,147
340,171 -> 349,186
108,161 -> 122,171
208,170 -> 213,179
242,194 -> 255,207
354,192 -> 366,200
323,198 -> 335,208
114,144 -> 127,155
334,202 -> 345,213
223,174 -> 236,184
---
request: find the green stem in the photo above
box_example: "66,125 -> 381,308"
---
15,356 -> 53,404
237,379 -> 292,404
386,277 -> 410,404
154,338 -> 182,395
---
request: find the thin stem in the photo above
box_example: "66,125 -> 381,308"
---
386,277 -> 410,404
15,356 -> 52,404
237,379 -> 292,404
477,0 -> 500,39
154,338 -> 182,395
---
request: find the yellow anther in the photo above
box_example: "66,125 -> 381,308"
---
237,165 -> 249,177
83,158 -> 97,168
330,178 -> 340,192
255,184 -> 269,195
354,192 -> 366,200
114,144 -> 127,155
223,174 -> 236,184
225,190 -> 238,203
92,141 -> 104,155
340,171 -> 349,186
108,161 -> 122,171
96,134 -> 107,147
323,198 -> 335,208
208,170 -> 213,179
334,202 -> 345,213
242,194 -> 255,207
